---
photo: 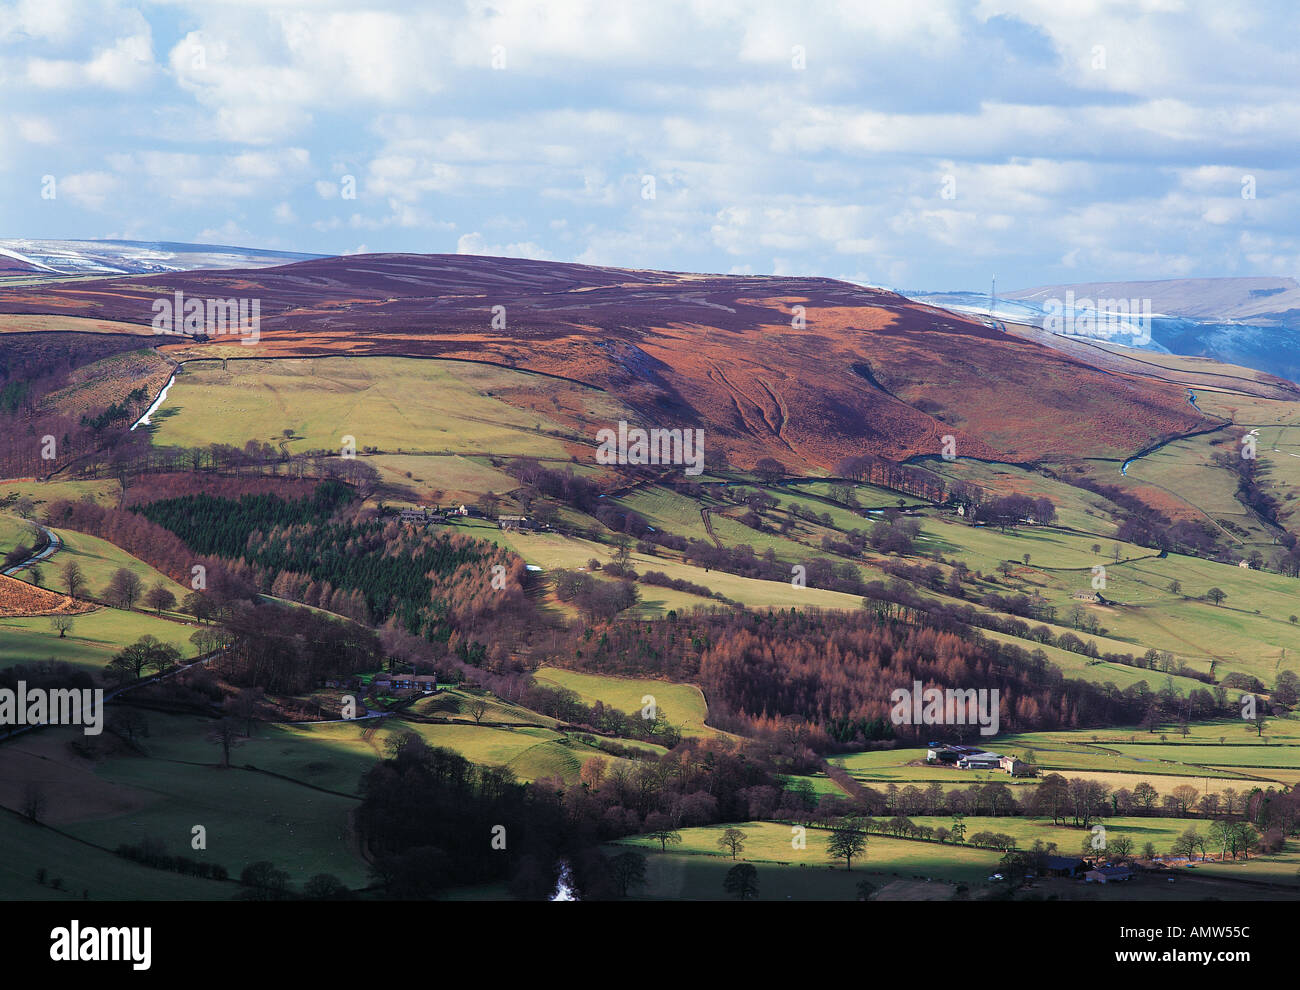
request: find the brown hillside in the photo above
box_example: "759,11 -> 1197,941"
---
0,254 -> 1211,469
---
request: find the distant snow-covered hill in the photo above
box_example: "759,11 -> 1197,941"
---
0,238 -> 325,278
910,277 -> 1300,383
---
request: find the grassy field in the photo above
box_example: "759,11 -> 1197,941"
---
786,479 -> 925,508
1124,434 -> 1267,545
0,716 -> 370,892
920,457 -> 1122,536
532,668 -> 717,739
407,687 -> 564,728
612,820 -> 1003,890
0,608 -> 197,676
147,356 -> 620,458
0,811 -> 233,900
0,479 -> 120,511
902,814 -> 1207,856
11,521 -> 189,605
370,454 -> 520,504
0,513 -> 38,559
64,756 -> 368,886
612,486 -> 717,543
827,721 -> 1300,797
1068,554 -> 1300,682
915,513 -> 1146,572
500,529 -> 865,612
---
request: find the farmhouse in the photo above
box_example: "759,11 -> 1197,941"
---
371,674 -> 440,695
999,755 -> 1033,776
498,515 -> 534,531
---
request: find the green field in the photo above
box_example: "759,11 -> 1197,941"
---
65,757 -> 367,887
786,479 -> 926,509
921,457 -> 1122,536
612,486 -> 717,543
902,814 -> 1205,856
533,668 -> 718,739
147,356 -> 632,459
0,479 -> 121,512
0,811 -> 233,900
26,524 -> 188,605
0,608 -> 197,677
916,514 -> 1146,573
370,454 -> 520,503
1124,435 -> 1268,546
501,529 -> 865,612
0,715 -> 369,894
612,820 -> 1003,890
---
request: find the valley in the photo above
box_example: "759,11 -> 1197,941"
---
0,252 -> 1298,905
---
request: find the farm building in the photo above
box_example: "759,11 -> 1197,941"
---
1085,866 -> 1134,884
956,751 -> 1002,770
399,507 -> 439,524
372,674 -> 440,694
1043,856 -> 1088,878
498,515 -> 534,531
999,755 -> 1033,776
926,744 -> 1003,769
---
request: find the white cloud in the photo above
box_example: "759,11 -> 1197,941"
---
457,231 -> 551,259
61,171 -> 120,209
1,0 -> 1298,284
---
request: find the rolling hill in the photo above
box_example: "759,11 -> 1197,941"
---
0,253 -> 1225,471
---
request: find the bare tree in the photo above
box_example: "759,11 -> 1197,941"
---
717,826 -> 747,860
209,718 -> 243,768
21,780 -> 47,822
144,581 -> 176,615
645,811 -> 682,852
105,568 -> 144,610
61,560 -> 87,599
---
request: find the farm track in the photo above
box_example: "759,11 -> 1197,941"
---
1123,465 -> 1249,547
700,507 -> 722,549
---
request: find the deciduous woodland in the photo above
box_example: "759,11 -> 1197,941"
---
64,480 -> 1223,755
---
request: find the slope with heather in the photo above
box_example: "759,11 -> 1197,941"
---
0,254 -> 1213,471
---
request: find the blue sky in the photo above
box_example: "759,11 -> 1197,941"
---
2,0 -> 1298,290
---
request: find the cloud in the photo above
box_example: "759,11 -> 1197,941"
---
457,232 -> 551,259
60,171 -> 121,209
0,0 -> 1298,285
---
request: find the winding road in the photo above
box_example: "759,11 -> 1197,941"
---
1,523 -> 61,577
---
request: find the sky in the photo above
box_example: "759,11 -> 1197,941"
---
2,0 -> 1298,291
